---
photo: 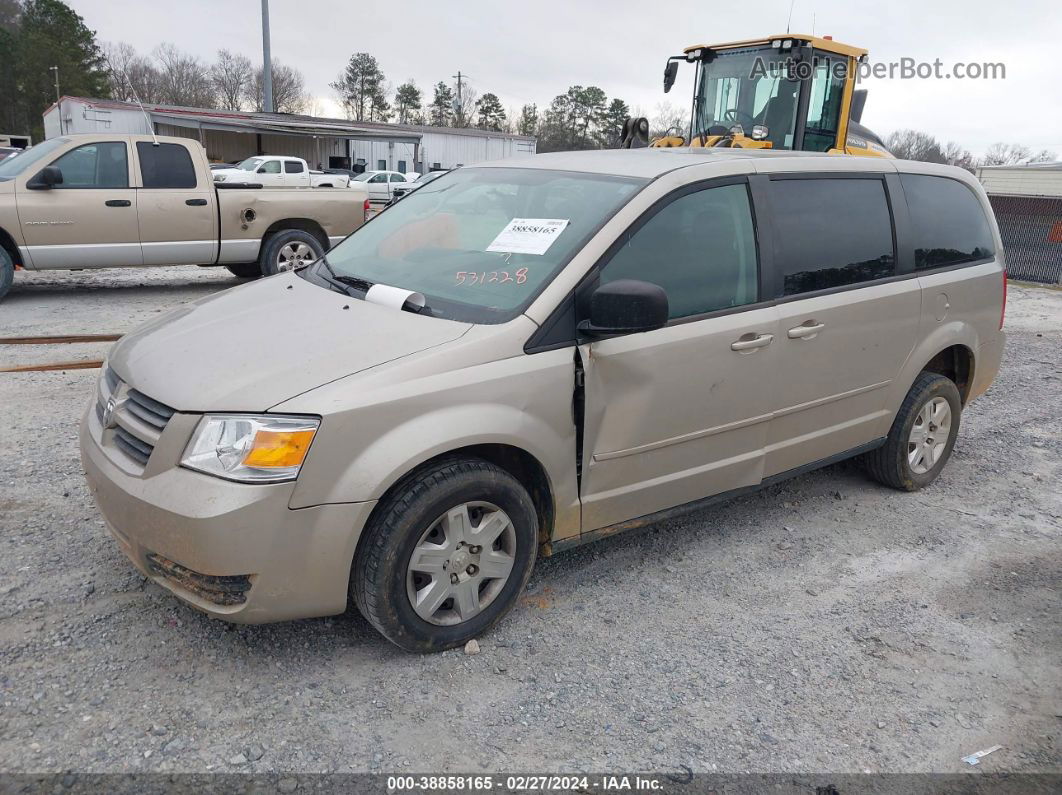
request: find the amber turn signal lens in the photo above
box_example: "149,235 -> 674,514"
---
243,429 -> 316,468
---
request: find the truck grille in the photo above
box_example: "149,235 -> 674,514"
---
95,367 -> 176,470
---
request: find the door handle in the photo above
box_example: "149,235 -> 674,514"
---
730,333 -> 774,352
185,198 -> 208,206
104,199 -> 131,207
788,321 -> 826,339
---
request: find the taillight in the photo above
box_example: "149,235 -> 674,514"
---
363,197 -> 370,222
1000,268 -> 1007,329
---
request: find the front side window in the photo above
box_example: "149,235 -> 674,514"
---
600,183 -> 759,319
51,141 -> 128,188
369,173 -> 388,183
259,160 -> 281,174
136,142 -> 196,188
320,167 -> 644,323
769,178 -> 895,296
901,174 -> 996,270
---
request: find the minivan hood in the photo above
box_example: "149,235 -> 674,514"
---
108,273 -> 471,412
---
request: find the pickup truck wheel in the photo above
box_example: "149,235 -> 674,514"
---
0,247 -> 13,301
259,230 -> 324,276
863,371 -> 962,491
352,458 -> 538,653
224,261 -> 262,279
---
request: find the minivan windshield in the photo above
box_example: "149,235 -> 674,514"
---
0,137 -> 69,180
320,167 -> 645,323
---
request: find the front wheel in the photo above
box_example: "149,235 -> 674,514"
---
352,458 -> 538,652
864,371 -> 962,491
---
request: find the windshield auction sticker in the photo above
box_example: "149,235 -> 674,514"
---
486,219 -> 570,256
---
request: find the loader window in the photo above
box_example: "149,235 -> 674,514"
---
804,56 -> 846,152
693,46 -> 799,149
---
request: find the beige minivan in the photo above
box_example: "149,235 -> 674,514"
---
81,148 -> 1006,652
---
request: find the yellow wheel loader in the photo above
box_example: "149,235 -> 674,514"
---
622,33 -> 892,157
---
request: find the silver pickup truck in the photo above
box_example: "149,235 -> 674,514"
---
0,134 -> 369,301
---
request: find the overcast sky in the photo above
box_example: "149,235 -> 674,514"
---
69,0 -> 1061,157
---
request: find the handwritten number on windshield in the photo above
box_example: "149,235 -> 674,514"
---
455,268 -> 528,286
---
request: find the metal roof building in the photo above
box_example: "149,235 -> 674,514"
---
42,96 -> 536,174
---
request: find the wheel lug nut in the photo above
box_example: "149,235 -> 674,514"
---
450,573 -> 459,584
470,545 -> 481,554
467,564 -> 478,575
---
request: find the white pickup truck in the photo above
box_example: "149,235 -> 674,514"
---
212,156 -> 351,188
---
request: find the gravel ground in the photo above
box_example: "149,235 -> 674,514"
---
0,267 -> 1059,775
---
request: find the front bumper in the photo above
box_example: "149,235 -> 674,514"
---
79,405 -> 376,623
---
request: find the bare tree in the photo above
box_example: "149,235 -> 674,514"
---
884,129 -> 946,163
249,61 -> 306,114
942,141 -> 975,172
451,83 -> 477,128
981,142 -> 1056,166
153,43 -> 214,107
103,40 -> 163,103
651,101 -> 687,139
210,49 -> 252,111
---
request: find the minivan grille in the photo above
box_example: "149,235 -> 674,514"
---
95,367 -> 176,470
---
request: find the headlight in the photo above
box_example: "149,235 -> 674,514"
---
214,175 -> 226,182
181,414 -> 319,483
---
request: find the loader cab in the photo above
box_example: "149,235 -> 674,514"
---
670,35 -> 890,157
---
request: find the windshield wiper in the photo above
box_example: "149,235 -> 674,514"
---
312,257 -> 374,296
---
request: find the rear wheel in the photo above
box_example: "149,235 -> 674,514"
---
0,246 -> 13,302
258,230 -> 324,277
863,371 -> 961,491
352,458 -> 538,652
224,261 -> 262,278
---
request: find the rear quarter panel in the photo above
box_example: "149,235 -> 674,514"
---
216,186 -> 366,262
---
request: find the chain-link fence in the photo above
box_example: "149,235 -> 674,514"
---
987,194 -> 1062,284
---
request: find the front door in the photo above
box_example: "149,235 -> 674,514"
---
759,175 -> 920,476
579,180 -> 780,531
132,141 -> 217,265
17,140 -> 141,268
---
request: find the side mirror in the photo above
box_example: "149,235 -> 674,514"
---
27,165 -> 63,190
663,61 -> 679,94
850,89 -> 868,124
578,279 -> 669,337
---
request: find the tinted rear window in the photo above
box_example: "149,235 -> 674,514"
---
137,142 -> 197,188
900,174 -> 996,270
769,178 -> 895,296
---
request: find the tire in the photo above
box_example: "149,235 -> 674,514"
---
0,246 -> 13,302
258,229 -> 324,277
863,371 -> 962,491
225,261 -> 262,279
352,458 -> 539,653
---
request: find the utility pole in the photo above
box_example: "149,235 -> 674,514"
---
452,71 -> 467,126
50,66 -> 61,134
261,0 -> 273,113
